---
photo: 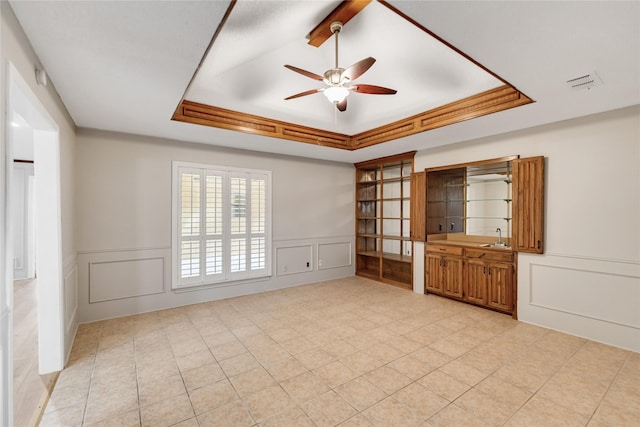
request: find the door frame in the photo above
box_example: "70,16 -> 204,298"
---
1,61 -> 65,425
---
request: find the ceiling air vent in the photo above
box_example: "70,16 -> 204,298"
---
566,72 -> 603,90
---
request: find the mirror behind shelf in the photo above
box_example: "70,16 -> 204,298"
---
426,160 -> 512,239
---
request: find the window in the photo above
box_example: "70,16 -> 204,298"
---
172,162 -> 271,289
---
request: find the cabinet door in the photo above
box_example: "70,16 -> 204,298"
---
513,156 -> 544,253
425,253 -> 443,293
442,256 -> 463,298
464,259 -> 487,305
410,171 -> 426,241
487,262 -> 513,312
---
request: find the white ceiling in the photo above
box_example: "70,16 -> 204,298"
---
187,0 -> 503,135
8,0 -> 640,163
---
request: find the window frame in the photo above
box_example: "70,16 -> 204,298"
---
171,161 -> 272,290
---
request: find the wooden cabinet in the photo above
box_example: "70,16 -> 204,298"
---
355,152 -> 415,289
513,156 -> 544,253
442,256 -> 463,298
426,254 -> 463,298
464,259 -> 488,305
410,171 -> 426,241
425,245 -> 463,298
425,253 -> 443,293
487,262 -> 513,312
419,155 -> 543,318
427,244 -> 516,316
463,248 -> 514,314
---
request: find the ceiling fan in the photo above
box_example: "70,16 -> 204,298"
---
284,21 -> 397,112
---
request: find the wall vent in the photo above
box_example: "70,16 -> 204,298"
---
566,72 -> 603,90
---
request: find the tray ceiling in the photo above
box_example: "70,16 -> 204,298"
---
8,0 -> 639,162
175,0 -> 531,149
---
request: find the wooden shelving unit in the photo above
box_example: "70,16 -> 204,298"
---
355,152 -> 415,289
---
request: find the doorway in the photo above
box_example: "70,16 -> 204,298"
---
1,62 -> 65,425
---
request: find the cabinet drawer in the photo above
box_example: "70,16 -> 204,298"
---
465,248 -> 513,263
426,245 -> 463,256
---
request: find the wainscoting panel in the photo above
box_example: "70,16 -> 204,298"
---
89,257 -> 165,303
275,245 -> 313,276
518,253 -> 640,352
530,264 -> 639,328
318,241 -> 352,270
77,240 -> 353,323
62,254 -> 79,363
64,264 -> 78,334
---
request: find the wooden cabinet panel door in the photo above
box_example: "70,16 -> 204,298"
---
410,171 -> 426,241
487,262 -> 513,312
425,254 -> 443,293
513,156 -> 544,253
464,259 -> 487,305
443,256 -> 463,298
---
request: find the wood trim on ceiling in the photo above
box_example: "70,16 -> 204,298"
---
172,85 -> 532,151
354,150 -> 416,168
173,101 -> 351,149
352,85 -> 532,149
307,0 -> 372,47
172,0 -> 535,151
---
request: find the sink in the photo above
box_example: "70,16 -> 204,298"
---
480,243 -> 509,248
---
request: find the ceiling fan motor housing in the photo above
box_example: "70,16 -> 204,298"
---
324,68 -> 346,85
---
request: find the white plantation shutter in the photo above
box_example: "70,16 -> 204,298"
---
179,169 -> 202,285
250,178 -> 266,270
204,172 -> 224,280
173,163 -> 271,289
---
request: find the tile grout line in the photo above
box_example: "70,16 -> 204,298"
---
583,349 -> 632,426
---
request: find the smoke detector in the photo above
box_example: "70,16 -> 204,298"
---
566,72 -> 603,90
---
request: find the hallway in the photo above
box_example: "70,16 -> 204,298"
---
13,279 -> 57,427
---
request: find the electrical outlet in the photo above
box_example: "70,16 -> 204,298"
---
306,262 -> 310,268
283,265 -> 288,272
318,260 -> 323,267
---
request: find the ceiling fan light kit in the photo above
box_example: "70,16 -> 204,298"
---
324,86 -> 350,103
284,20 -> 397,112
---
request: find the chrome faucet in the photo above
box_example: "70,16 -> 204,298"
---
496,227 -> 502,245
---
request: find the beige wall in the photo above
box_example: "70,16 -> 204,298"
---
413,105 -> 640,351
75,129 -> 355,321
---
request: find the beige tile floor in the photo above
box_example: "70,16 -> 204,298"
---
40,276 -> 639,426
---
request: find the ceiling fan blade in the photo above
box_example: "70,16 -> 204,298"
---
336,98 -> 347,112
284,88 -> 321,100
342,57 -> 376,81
284,65 -> 324,81
352,84 -> 397,95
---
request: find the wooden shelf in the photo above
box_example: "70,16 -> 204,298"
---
355,152 -> 415,288
357,251 -> 410,263
379,176 -> 410,184
382,234 -> 411,241
358,233 -> 380,239
382,252 -> 412,263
